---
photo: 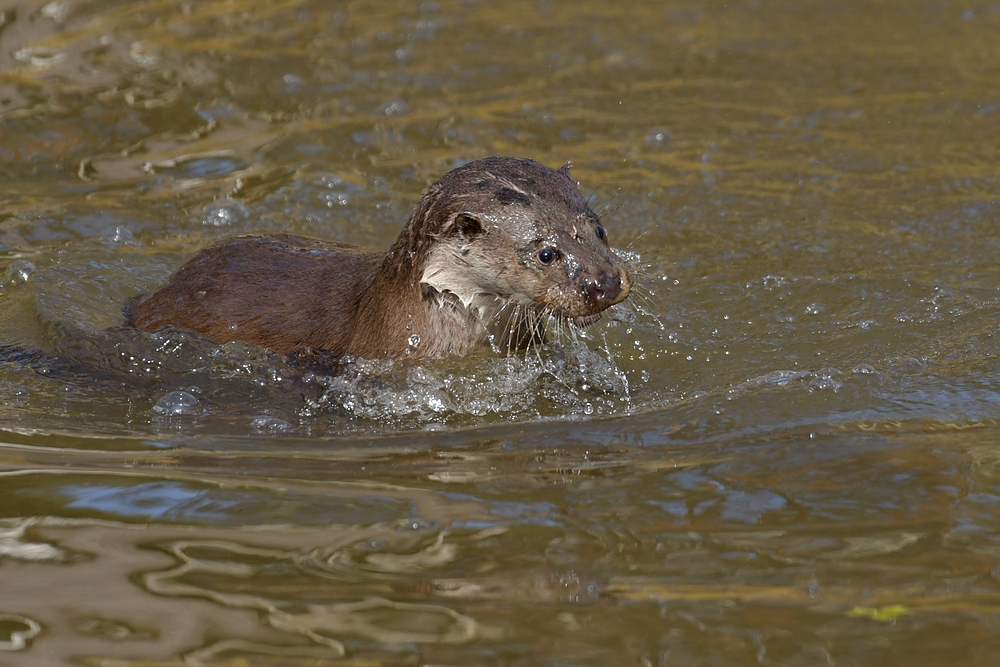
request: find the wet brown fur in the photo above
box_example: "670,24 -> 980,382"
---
124,157 -> 632,359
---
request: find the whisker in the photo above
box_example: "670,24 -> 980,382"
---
560,315 -> 572,353
624,222 -> 663,251
523,306 -> 539,364
533,306 -> 551,367
551,311 -> 562,344
595,191 -> 620,220
626,285 -> 667,332
511,301 -> 525,358
505,304 -> 514,358
506,299 -> 517,355
475,297 -> 498,353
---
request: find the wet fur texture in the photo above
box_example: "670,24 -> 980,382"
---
125,157 -> 632,359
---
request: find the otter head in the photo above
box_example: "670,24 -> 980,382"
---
413,157 -> 632,332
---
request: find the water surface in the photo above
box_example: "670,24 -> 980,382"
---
2,0 -> 1000,664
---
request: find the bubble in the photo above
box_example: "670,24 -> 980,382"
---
41,2 -> 71,22
808,369 -> 843,392
377,99 -> 409,116
283,73 -> 305,93
250,415 -> 294,433
0,613 -> 41,650
202,199 -> 249,226
7,260 -> 35,284
0,382 -> 29,405
316,175 -> 345,188
14,47 -> 65,67
761,274 -> 788,290
106,226 -> 136,244
804,303 -> 826,315
128,41 -> 158,67
152,391 -> 201,416
315,174 -> 362,208
644,129 -> 673,146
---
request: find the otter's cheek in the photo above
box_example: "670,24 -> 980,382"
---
561,253 -> 584,281
535,279 -> 579,314
484,263 -> 546,306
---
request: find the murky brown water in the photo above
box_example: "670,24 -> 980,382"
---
2,0 -> 1000,664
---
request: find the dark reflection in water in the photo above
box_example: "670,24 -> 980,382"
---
2,0 -> 1000,664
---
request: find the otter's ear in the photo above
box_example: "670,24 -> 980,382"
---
446,212 -> 484,239
558,162 -> 573,179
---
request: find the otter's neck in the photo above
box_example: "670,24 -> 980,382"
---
344,250 -> 489,359
344,237 -> 543,359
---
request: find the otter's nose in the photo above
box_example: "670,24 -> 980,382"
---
585,270 -> 623,305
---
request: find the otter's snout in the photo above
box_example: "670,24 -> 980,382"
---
584,268 -> 628,306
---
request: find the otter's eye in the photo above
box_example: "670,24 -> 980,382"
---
536,247 -> 558,266
596,223 -> 607,242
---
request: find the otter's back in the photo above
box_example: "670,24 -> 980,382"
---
125,234 -> 381,355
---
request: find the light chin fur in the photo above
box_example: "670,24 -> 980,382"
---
421,247 -> 502,320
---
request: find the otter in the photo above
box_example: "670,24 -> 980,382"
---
124,157 -> 632,359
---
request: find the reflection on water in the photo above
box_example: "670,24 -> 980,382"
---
3,0 -> 1000,663
4,426 -> 1000,664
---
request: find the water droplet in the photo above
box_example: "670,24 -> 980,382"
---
408,334 -> 421,347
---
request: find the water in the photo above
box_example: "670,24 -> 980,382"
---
2,0 -> 1000,664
